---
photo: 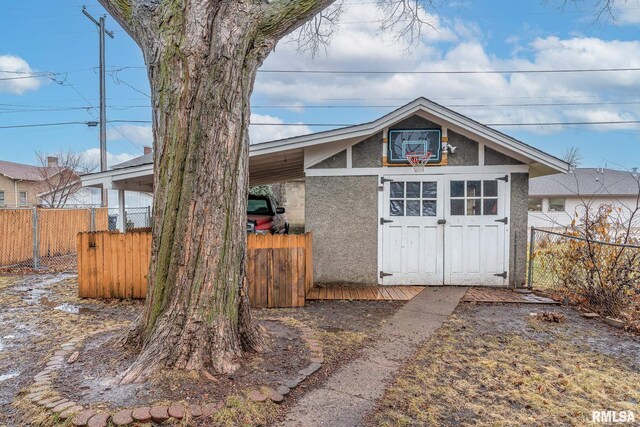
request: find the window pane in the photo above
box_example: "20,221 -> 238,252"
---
483,180 -> 498,197
483,199 -> 498,215
451,199 -> 465,215
406,200 -> 420,216
422,200 -> 436,216
548,198 -> 565,212
467,181 -> 481,198
450,181 -> 465,197
467,199 -> 481,215
406,182 -> 420,198
422,182 -> 437,198
390,200 -> 404,216
390,182 -> 404,198
528,197 -> 542,212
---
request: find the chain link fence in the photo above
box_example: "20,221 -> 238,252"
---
108,207 -> 152,231
0,207 -> 109,272
528,227 -> 640,319
0,206 -> 151,272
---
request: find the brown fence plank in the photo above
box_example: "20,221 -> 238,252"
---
77,231 -> 312,306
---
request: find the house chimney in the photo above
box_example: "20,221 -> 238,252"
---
143,146 -> 152,155
47,156 -> 58,167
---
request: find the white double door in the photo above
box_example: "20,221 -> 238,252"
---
381,174 -> 508,286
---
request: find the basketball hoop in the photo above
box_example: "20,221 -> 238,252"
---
405,151 -> 433,172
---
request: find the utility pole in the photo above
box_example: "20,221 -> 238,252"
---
83,6 -> 114,207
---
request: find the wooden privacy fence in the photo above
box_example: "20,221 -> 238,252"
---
0,208 -> 108,268
78,231 -> 313,308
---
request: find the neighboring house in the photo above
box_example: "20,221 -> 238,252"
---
81,97 -> 568,288
529,168 -> 640,231
0,157 -> 67,208
270,180 -> 305,232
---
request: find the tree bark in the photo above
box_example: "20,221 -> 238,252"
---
96,0 -> 336,384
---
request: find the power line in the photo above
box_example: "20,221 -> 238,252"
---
6,65 -> 640,77
251,101 -> 640,109
0,121 -> 91,129
258,67 -> 640,75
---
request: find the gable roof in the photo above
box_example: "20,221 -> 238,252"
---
530,168 -> 640,197
250,97 -> 569,177
111,153 -> 153,170
105,97 -> 569,184
0,159 -> 64,181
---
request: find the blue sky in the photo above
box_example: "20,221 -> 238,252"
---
1,0 -> 640,169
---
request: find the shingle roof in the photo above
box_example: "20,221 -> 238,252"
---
529,168 -> 640,197
110,153 -> 153,170
0,159 -> 62,181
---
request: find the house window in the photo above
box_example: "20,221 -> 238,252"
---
450,180 -> 498,216
19,191 -> 28,206
0,191 -> 4,206
528,197 -> 543,212
548,198 -> 565,212
389,181 -> 438,217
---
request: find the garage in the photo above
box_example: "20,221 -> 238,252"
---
252,97 -> 569,288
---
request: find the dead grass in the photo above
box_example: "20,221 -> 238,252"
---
208,394 -> 279,427
372,315 -> 640,427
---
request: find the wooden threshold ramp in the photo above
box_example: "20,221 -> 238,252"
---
306,285 -> 425,301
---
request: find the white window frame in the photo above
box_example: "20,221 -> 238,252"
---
19,191 -> 28,206
547,197 -> 566,213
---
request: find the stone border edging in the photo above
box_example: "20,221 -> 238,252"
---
23,319 -> 324,426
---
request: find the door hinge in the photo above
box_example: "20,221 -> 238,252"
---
380,176 -> 394,185
496,175 -> 509,182
380,271 -> 393,279
380,218 -> 393,225
494,217 -> 508,224
494,271 -> 507,279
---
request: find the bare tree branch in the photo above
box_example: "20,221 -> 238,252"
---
292,1 -> 344,58
35,151 -> 97,209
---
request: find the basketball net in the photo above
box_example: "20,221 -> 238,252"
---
405,151 -> 433,172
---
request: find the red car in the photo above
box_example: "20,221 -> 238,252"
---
247,195 -> 289,234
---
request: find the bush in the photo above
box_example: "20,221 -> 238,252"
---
535,204 -> 640,317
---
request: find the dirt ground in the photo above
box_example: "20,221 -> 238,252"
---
368,302 -> 640,427
0,273 -> 404,426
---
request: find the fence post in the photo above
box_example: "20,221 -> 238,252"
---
527,227 -> 535,289
32,207 -> 40,270
90,207 -> 96,232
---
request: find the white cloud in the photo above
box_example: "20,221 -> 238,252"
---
0,55 -> 43,95
613,2 -> 640,25
254,2 -> 640,136
249,113 -> 312,143
83,148 -> 136,169
107,124 -> 153,146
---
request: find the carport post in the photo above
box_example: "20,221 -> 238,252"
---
32,207 -> 40,270
116,190 -> 126,232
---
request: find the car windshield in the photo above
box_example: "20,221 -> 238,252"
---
247,199 -> 271,215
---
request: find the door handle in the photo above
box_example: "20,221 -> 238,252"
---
437,219 -> 446,225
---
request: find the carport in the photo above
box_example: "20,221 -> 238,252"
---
80,146 -> 305,231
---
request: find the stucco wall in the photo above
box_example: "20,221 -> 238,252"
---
311,149 -> 346,169
510,173 -> 529,287
305,176 -> 378,285
485,147 -> 524,165
447,130 -> 479,166
352,132 -> 382,168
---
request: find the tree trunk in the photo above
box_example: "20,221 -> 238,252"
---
96,0 -> 338,384
119,3 -> 270,384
